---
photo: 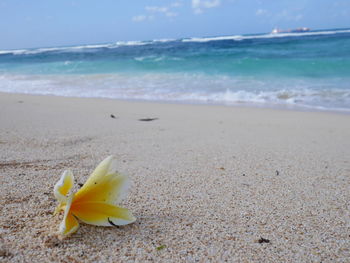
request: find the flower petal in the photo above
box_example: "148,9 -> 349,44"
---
81,156 -> 115,189
54,170 -> 74,204
74,173 -> 129,204
74,156 -> 130,204
59,194 -> 79,236
71,202 -> 136,226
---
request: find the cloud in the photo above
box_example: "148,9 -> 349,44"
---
294,14 -> 303,21
255,9 -> 267,16
132,15 -> 146,22
166,12 -> 178,17
171,2 -> 182,8
276,9 -> 304,22
133,2 -> 181,22
192,0 -> 221,14
132,15 -> 153,22
145,6 -> 168,13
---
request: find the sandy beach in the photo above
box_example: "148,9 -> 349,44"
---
0,92 -> 349,262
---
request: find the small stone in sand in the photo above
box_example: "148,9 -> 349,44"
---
43,235 -> 61,248
139,118 -> 158,122
0,248 -> 12,258
257,237 -> 270,244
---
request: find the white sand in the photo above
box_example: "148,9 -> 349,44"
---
0,92 -> 349,262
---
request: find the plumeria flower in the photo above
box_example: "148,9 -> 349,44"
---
53,156 -> 136,236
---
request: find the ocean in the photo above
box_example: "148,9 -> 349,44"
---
1,28 -> 350,112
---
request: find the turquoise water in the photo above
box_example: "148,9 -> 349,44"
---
0,28 -> 350,111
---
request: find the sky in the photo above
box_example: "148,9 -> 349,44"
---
0,0 -> 349,49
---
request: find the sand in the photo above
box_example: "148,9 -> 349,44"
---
0,92 -> 349,262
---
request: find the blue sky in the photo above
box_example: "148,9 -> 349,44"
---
0,0 -> 349,49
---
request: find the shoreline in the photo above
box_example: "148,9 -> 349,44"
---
1,92 -> 349,262
1,91 -> 349,116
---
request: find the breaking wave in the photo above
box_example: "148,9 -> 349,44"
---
0,73 -> 349,112
1,28 -> 349,56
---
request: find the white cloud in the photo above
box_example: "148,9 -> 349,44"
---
171,2 -> 182,8
275,9 -> 304,22
166,12 -> 178,17
132,15 -> 153,22
256,9 -> 267,16
294,14 -> 303,21
145,6 -> 168,13
192,0 -> 221,14
133,2 -> 181,22
132,15 -> 146,22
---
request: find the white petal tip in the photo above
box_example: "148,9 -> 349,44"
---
54,170 -> 74,203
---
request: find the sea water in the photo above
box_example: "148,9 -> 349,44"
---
0,28 -> 350,112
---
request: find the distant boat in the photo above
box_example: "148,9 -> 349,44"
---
271,27 -> 310,34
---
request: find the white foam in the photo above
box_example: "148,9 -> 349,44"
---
0,41 -> 145,56
183,35 -> 244,42
182,29 -> 350,43
0,45 -> 110,55
152,38 -> 176,43
133,55 -> 182,62
0,73 -> 349,112
0,49 -> 28,55
1,29 -> 349,56
114,41 -> 148,47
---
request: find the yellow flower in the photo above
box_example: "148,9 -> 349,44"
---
53,156 -> 136,236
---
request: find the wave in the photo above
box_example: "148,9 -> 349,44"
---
114,40 -> 148,47
0,45 -> 109,55
0,41 -> 151,56
0,38 -> 181,56
152,38 -> 176,43
182,29 -> 350,43
134,55 -> 183,62
1,28 -> 349,56
0,39 -> 175,55
0,73 -> 349,112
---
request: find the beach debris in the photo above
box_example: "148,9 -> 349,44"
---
242,173 -> 246,176
108,218 -> 120,228
257,237 -> 270,244
110,114 -> 116,119
276,170 -> 280,176
43,235 -> 61,248
138,118 -> 158,122
156,245 -> 166,251
0,248 -> 12,258
53,156 -> 136,237
219,167 -> 225,171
